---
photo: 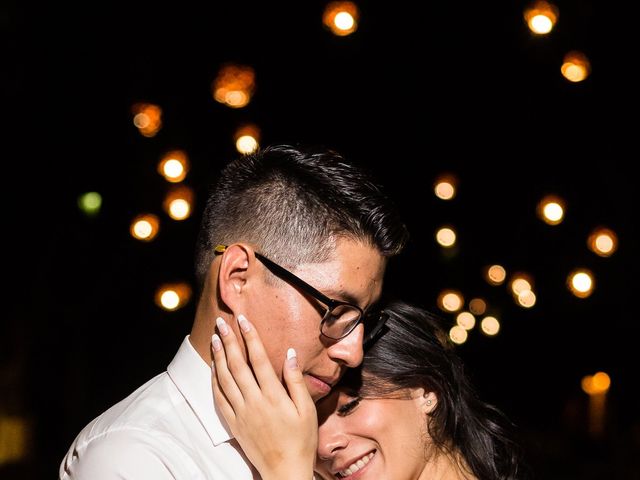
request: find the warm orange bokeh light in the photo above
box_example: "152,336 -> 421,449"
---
561,51 -> 591,83
130,214 -> 160,241
485,265 -> 507,285
322,1 -> 359,36
524,1 -> 558,34
588,227 -> 618,257
212,64 -> 256,108
537,194 -> 566,225
567,268 -> 595,298
438,290 -> 464,312
234,123 -> 261,154
163,185 -> 194,221
132,102 -> 162,137
434,173 -> 458,200
155,282 -> 193,311
158,150 -> 189,183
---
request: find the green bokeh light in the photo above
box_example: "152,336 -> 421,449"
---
78,192 -> 102,216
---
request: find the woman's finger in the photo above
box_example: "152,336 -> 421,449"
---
236,314 -> 287,394
283,348 -> 317,421
210,345 -> 237,424
211,333 -> 245,410
215,316 -> 262,399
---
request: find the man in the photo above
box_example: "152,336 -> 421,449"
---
60,144 -> 408,479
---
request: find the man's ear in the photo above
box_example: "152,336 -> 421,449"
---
217,244 -> 253,313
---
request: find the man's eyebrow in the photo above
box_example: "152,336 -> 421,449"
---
322,288 -> 362,307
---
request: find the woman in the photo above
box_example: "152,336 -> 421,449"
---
211,301 -> 528,479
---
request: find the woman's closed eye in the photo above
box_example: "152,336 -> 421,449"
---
337,398 -> 361,416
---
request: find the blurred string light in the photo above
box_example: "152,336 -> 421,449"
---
212,63 -> 256,108
433,173 -> 458,200
438,289 -> 464,313
436,226 -> 456,247
456,311 -> 476,330
449,325 -> 468,344
480,316 -> 500,336
581,371 -> 611,395
485,264 -> 507,285
509,272 -> 533,296
234,123 -> 261,154
163,185 -> 194,221
132,102 -> 162,137
130,214 -> 160,241
508,272 -> 537,308
581,371 -> 611,437
524,0 -> 558,35
322,1 -> 359,36
0,415 -> 29,465
77,191 -> 102,217
588,227 -> 618,257
469,297 -> 487,315
537,194 -> 565,225
561,51 -> 591,83
155,282 -> 192,311
567,268 -> 595,298
158,150 -> 189,183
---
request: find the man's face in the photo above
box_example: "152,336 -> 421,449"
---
248,237 -> 386,402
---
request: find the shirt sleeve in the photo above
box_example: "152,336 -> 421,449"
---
60,429 -> 201,480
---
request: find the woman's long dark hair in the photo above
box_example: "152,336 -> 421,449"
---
342,300 -> 529,480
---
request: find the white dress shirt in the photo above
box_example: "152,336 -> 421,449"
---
59,335 -> 256,479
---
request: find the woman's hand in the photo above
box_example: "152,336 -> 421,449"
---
211,314 -> 317,480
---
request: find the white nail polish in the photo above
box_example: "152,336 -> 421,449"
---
237,314 -> 250,333
287,348 -> 296,360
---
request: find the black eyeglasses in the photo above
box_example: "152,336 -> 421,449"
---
214,245 -> 381,341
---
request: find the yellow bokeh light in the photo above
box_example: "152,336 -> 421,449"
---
588,227 -> 618,257
158,150 -> 189,183
434,173 -> 457,200
517,289 -> 537,308
480,316 -> 500,336
436,227 -> 456,247
234,123 -> 261,154
456,311 -> 476,330
524,1 -> 558,34
561,51 -> 591,83
537,195 -> 565,225
510,273 -> 533,296
0,415 -> 29,465
163,185 -> 194,221
568,269 -> 594,298
485,265 -> 507,285
449,325 -> 468,344
130,214 -> 160,241
438,290 -> 464,312
155,282 -> 193,311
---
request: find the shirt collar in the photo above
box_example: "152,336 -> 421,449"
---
167,335 -> 234,446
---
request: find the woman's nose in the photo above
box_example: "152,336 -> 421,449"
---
317,423 -> 350,460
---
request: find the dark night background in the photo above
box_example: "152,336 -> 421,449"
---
3,1 -> 638,478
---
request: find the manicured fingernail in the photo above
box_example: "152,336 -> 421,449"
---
216,317 -> 229,336
237,314 -> 250,333
211,334 -> 222,351
286,347 -> 298,369
210,360 -> 215,372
